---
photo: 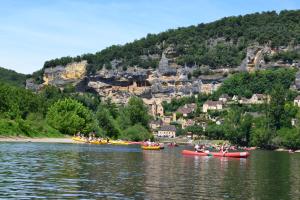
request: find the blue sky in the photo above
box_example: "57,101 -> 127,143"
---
0,0 -> 299,74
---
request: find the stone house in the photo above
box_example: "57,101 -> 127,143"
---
162,116 -> 172,125
219,94 -> 230,103
182,119 -> 195,129
149,120 -> 162,130
146,100 -> 164,117
294,95 -> 300,107
202,100 -> 223,113
250,94 -> 266,104
157,125 -> 177,138
177,103 -> 197,117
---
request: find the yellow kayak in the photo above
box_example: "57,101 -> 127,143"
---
141,146 -> 161,150
90,140 -> 108,145
72,137 -> 86,143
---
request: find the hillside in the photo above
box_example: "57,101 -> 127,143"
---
0,67 -> 27,87
41,10 -> 300,74
26,10 -> 300,105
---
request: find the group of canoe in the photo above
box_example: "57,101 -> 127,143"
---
72,136 -> 144,146
72,137 -> 250,158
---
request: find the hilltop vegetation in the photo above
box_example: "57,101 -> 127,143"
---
41,10 -> 300,74
0,67 -> 27,87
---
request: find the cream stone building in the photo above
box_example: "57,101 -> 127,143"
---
203,100 -> 223,113
157,125 -> 177,138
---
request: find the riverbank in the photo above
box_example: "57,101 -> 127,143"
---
0,136 -> 73,143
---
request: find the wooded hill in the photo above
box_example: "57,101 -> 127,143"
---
41,10 -> 300,75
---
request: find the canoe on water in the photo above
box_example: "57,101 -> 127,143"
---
90,141 -> 108,145
182,150 -> 250,158
182,150 -> 209,156
72,137 -> 86,143
141,146 -> 161,150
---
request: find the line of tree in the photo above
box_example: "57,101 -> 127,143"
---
0,82 -> 152,141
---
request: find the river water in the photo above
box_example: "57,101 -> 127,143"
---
0,143 -> 299,199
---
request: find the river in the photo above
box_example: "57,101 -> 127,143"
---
0,142 -> 299,199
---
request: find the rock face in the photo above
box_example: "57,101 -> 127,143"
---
43,61 -> 87,86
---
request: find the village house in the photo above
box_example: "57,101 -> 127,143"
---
250,94 -> 266,104
201,82 -> 222,94
157,125 -> 177,138
149,120 -> 162,130
162,116 -> 172,125
294,95 -> 300,107
239,97 -> 250,104
177,103 -> 197,117
202,100 -> 223,113
219,94 -> 230,103
144,100 -> 164,118
182,119 -> 195,129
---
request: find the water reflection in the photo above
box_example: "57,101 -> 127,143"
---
0,143 -> 299,199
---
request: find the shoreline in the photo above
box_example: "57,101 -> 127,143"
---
0,136 -> 73,143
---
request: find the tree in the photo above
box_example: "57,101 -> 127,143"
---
125,97 -> 150,128
267,84 -> 286,130
46,98 -> 96,135
96,106 -> 119,138
119,124 -> 152,141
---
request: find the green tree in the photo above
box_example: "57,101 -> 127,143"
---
96,106 -> 119,138
125,97 -> 150,128
46,98 -> 96,135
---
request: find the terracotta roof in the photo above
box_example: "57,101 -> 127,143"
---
177,107 -> 193,114
160,125 -> 176,132
150,120 -> 162,125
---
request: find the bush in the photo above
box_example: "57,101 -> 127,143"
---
119,124 -> 152,141
46,98 -> 97,135
277,128 -> 300,149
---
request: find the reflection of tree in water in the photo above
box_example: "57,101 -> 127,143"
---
76,148 -> 146,199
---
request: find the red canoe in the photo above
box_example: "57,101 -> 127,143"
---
182,150 -> 209,156
182,150 -> 250,158
210,152 -> 250,158
127,141 -> 145,145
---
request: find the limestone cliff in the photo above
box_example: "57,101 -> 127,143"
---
43,61 -> 87,86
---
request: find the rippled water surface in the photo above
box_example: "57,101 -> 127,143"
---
0,143 -> 299,199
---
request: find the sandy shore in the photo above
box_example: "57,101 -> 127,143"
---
0,136 -> 73,143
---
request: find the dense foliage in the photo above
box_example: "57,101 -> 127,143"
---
39,10 -> 300,75
218,68 -> 296,97
46,99 -> 96,135
0,67 -> 27,87
0,82 -> 152,140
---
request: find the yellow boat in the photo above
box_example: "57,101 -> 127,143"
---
72,137 -> 86,143
141,146 -> 161,150
90,140 -> 108,145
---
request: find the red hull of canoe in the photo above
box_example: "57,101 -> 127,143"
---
182,150 -> 209,156
128,142 -> 145,145
182,150 -> 250,158
210,152 -> 250,158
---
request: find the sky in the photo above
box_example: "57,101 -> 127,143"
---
0,0 -> 299,74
